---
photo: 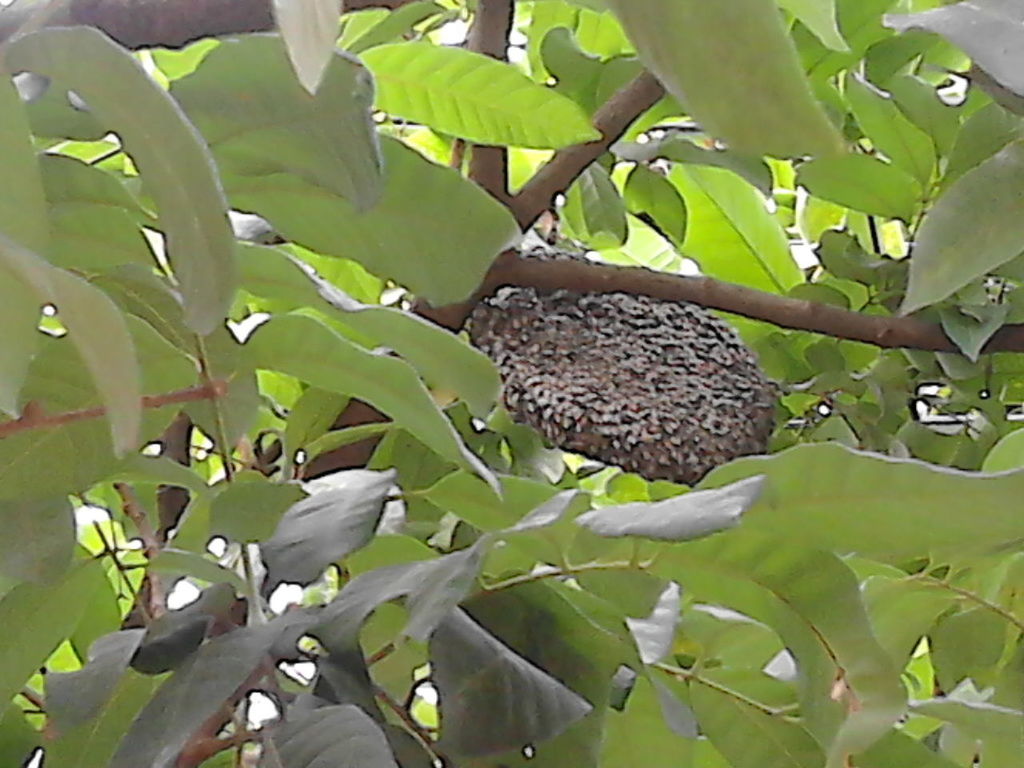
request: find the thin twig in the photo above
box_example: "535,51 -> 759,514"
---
910,574 -> 1024,633
0,380 -> 227,440
479,560 -> 645,594
655,662 -> 796,719
375,686 -> 447,765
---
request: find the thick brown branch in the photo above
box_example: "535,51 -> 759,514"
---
466,0 -> 513,203
0,0 -> 414,48
476,253 -> 1024,353
0,380 -> 227,439
509,71 -> 666,229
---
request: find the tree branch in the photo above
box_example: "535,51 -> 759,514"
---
466,0 -> 513,204
509,70 -> 666,229
0,380 -> 227,440
0,0 -> 415,48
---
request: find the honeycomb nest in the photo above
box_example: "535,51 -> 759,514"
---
468,247 -> 777,485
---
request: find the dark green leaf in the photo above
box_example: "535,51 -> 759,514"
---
265,704 -> 400,768
939,304 -> 1008,362
230,137 -> 518,305
605,0 -> 843,158
209,473 -> 305,543
601,676 -> 695,767
623,165 -> 687,245
0,496 -> 73,583
7,27 -> 236,334
172,35 -> 382,209
797,153 -> 921,220
431,608 -> 592,757
576,476 -> 764,541
902,141 -> 1024,313
562,163 -> 628,248
262,469 -> 395,588
361,42 -> 600,148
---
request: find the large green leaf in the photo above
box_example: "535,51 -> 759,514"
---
670,166 -> 803,292
701,442 -> 1024,557
5,27 -> 236,335
902,140 -> 1024,314
562,163 -> 628,248
0,234 -> 141,453
0,72 -> 46,416
797,154 -> 922,220
0,496 -> 73,583
361,42 -> 599,149
263,705 -> 400,768
230,137 -> 518,305
604,0 -> 843,158
245,314 -> 494,486
0,560 -> 106,710
171,35 -> 382,209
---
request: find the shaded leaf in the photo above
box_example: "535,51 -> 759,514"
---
623,164 -> 687,245
605,0 -> 842,158
626,582 -> 681,664
562,163 -> 628,248
230,137 -> 519,305
576,476 -> 764,541
262,469 -> 395,588
172,35 -> 382,209
431,608 -> 592,757
939,304 -> 1008,362
148,549 -> 247,593
797,154 -> 921,220
209,473 -> 305,543
361,42 -> 599,148
7,27 -> 236,334
0,496 -> 73,583
601,675 -> 695,768
265,704 -> 399,768
902,141 -> 1024,313
245,314 -> 494,487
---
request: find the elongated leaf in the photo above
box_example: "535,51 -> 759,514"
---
262,469 -> 395,588
208,473 -> 304,542
903,140 -> 1024,313
266,704 -> 399,768
0,496 -> 73,583
0,233 -> 141,453
797,154 -> 921,220
577,476 -> 764,541
431,608 -> 592,757
623,165 -> 687,245
690,683 -> 823,768
626,582 -> 681,664
245,314 -> 494,487
605,0 -> 842,158
780,0 -> 848,52
171,35 -> 382,209
911,697 -> 1024,741
562,163 -> 628,248
230,137 -> 519,305
701,442 -> 1024,557
6,27 -> 236,334
361,42 -> 599,148
0,561 -> 106,709
885,2 -> 1024,96
274,0 -> 341,94
670,165 -> 802,292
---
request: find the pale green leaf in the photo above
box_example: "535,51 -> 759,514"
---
273,0 -> 341,94
780,0 -> 848,52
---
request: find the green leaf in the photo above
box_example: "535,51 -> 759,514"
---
885,2 -> 1024,97
626,582 -> 681,664
689,683 -> 823,768
912,696 -> 1024,742
209,473 -> 304,543
0,496 -> 73,583
343,1 -> 445,54
576,476 -> 764,542
623,165 -> 687,246
262,469 -> 395,588
938,304 -> 1008,362
230,137 -> 519,305
431,608 -> 592,757
0,560 -> 106,710
264,704 -> 400,768
361,41 -> 600,148
780,0 -> 848,52
701,442 -> 1024,557
605,0 -> 843,158
885,74 -> 961,157
845,73 -> 936,185
245,314 -> 494,487
602,676 -> 696,768
171,35 -> 382,209
982,429 -> 1024,472
562,163 -> 628,248
148,549 -> 247,593
6,27 -> 236,335
902,141 -> 1024,314
670,166 -> 803,292
273,0 -> 341,94
797,154 -> 921,220
857,730 -> 964,768
944,103 -> 1024,188
0,233 -> 141,454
